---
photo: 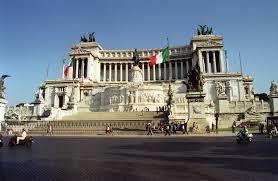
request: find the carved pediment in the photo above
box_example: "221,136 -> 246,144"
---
197,40 -> 223,47
70,47 -> 91,55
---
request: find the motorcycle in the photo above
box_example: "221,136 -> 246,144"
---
8,135 -> 33,148
269,130 -> 278,140
236,130 -> 253,143
0,138 -> 3,148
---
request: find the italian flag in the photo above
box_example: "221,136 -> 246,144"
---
149,47 -> 170,66
64,59 -> 74,77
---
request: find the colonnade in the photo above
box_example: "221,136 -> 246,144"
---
100,59 -> 193,82
72,58 -> 89,79
201,50 -> 223,73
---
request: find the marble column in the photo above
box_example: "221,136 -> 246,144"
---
142,63 -> 145,81
206,51 -> 210,73
181,61 -> 184,79
147,63 -> 150,81
219,50 -> 224,72
153,64 -> 156,81
81,59 -> 84,79
169,62 -> 172,80
175,61 -> 178,79
198,50 -> 203,72
186,60 -> 189,74
158,63 -> 161,80
164,63 -> 167,80
202,52 -> 206,72
75,59 -> 79,78
213,51 -> 217,73
103,63 -> 106,82
54,88 -> 59,108
120,63 -> 122,82
115,63 -> 117,82
109,63 -> 112,82
125,63 -> 128,82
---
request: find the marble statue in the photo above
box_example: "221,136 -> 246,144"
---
0,75 -> 11,98
270,80 -> 278,95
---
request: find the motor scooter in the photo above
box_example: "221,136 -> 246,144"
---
8,135 -> 33,148
269,129 -> 278,140
0,137 -> 3,148
236,130 -> 253,143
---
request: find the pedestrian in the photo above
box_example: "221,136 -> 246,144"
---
212,122 -> 215,133
147,122 -> 153,135
259,123 -> 264,134
182,124 -> 185,134
47,123 -> 53,135
232,121 -> 236,133
165,124 -> 171,136
184,119 -> 189,134
106,125 -> 110,134
172,123 -> 176,134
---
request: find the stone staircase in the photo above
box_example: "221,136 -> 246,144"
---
28,111 -> 164,135
61,111 -> 161,120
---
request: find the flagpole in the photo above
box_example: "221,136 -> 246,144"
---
46,63 -> 50,80
239,51 -> 243,75
62,58 -> 65,80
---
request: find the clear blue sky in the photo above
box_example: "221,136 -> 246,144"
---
1,0 -> 278,106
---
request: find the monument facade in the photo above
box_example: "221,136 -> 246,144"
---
29,27 -> 273,129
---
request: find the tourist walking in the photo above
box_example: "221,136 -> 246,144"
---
185,119 -> 189,134
182,124 -> 186,134
211,122 -> 215,133
232,121 -> 236,133
47,123 -> 53,135
165,124 -> 171,136
106,125 -> 112,134
147,122 -> 153,135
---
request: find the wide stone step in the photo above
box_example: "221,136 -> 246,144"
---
61,111 -> 164,120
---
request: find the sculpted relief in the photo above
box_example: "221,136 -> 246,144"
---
193,105 -> 202,114
138,93 -> 163,103
5,106 -> 33,121
215,81 -> 228,96
110,95 -> 124,105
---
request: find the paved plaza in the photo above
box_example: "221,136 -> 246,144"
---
0,135 -> 278,181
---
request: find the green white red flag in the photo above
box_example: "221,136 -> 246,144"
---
64,59 -> 74,77
149,47 -> 170,66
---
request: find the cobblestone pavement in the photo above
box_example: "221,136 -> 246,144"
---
0,135 -> 278,181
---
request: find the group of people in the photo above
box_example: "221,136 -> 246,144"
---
146,122 -> 189,136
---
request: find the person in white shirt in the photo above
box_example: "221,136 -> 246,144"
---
17,128 -> 27,144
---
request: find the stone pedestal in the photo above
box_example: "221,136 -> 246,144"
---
129,65 -> 143,86
217,94 -> 229,113
186,92 -> 208,133
0,98 -> 8,131
270,94 -> 278,116
33,103 -> 45,118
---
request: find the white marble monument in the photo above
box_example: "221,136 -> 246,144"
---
25,26 -> 273,128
